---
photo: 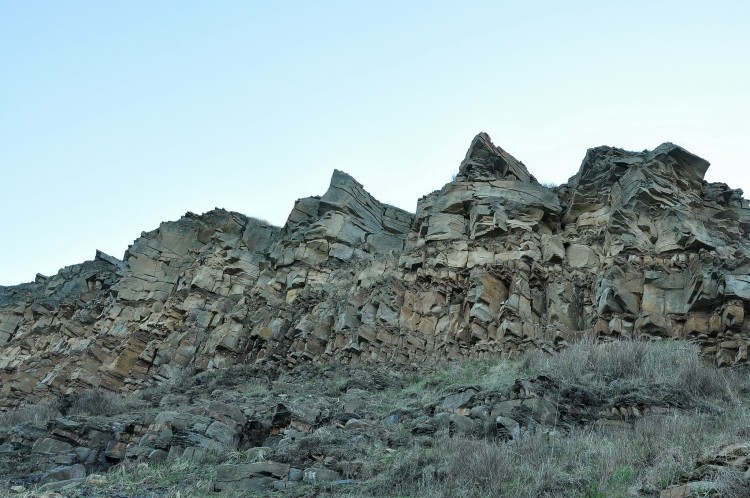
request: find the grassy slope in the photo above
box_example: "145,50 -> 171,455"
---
2,340 -> 750,498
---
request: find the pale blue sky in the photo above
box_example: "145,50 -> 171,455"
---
2,1 -> 749,284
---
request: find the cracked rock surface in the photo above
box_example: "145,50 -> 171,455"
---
2,133 -> 750,411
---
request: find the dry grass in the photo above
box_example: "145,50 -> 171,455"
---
0,401 -> 59,429
521,339 -> 734,402
354,339 -> 750,498
359,407 -> 750,498
81,457 -> 222,498
65,388 -> 142,417
6,339 -> 749,498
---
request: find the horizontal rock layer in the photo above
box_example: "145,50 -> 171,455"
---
2,134 -> 750,407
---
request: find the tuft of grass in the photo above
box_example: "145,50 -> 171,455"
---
79,457 -> 222,498
521,339 -> 733,402
247,215 -> 275,228
273,425 -> 369,470
359,405 -> 750,498
0,401 -> 60,429
428,359 -> 517,389
66,388 -> 142,417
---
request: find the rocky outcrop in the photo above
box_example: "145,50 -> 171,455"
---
2,133 -> 750,410
276,169 -> 413,260
411,134 -> 559,241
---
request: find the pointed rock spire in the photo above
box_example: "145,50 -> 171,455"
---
458,132 -> 537,183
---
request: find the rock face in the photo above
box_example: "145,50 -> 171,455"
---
2,133 -> 750,408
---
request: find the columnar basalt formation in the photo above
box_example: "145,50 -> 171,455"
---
2,134 -> 750,409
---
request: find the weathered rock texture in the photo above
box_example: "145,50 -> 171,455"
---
2,133 -> 750,408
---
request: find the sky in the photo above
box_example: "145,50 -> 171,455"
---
1,1 -> 749,285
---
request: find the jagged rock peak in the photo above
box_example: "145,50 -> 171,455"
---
567,142 -> 711,194
563,141 -> 715,228
274,169 -> 414,269
457,132 -> 537,183
650,142 -> 711,186
4,132 -> 750,421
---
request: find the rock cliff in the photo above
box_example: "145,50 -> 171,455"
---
2,133 -> 750,410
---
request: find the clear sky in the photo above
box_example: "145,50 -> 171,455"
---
2,1 -> 749,285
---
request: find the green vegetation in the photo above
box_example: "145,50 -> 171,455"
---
521,339 -> 733,400
359,407 -> 748,497
4,339 -> 750,497
78,458 -> 221,498
352,340 -> 750,497
0,401 -> 59,430
67,388 -> 146,417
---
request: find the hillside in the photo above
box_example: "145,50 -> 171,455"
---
2,134 -> 750,497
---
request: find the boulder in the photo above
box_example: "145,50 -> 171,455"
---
214,462 -> 291,492
40,464 -> 86,484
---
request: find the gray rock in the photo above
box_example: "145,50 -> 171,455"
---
441,389 -> 477,411
344,418 -> 373,431
449,414 -> 480,437
272,480 -> 301,490
288,467 -> 304,482
148,449 -> 168,462
205,420 -> 238,447
215,476 -> 275,492
73,447 -> 92,462
214,462 -> 291,492
303,466 -> 341,483
40,463 -> 86,484
495,416 -> 521,440
38,478 -> 85,492
491,400 -> 523,418
218,461 -> 290,480
272,402 -> 321,430
530,399 -> 559,426
412,421 -> 436,436
32,438 -> 73,456
159,394 -> 190,407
